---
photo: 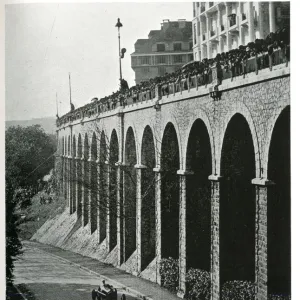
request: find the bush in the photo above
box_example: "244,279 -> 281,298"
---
186,268 -> 211,300
268,295 -> 291,300
160,257 -> 179,292
221,280 -> 256,300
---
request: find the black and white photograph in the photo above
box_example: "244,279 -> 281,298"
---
4,2 -> 292,300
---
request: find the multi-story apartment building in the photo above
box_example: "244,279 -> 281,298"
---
131,19 -> 194,84
192,2 -> 290,61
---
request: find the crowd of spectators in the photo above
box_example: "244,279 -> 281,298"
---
58,26 -> 289,124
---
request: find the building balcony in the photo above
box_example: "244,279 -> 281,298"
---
228,14 -> 239,34
241,13 -> 249,27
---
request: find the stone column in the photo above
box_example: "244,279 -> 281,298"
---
153,167 -> 162,285
135,164 -> 147,274
68,155 -> 72,214
252,178 -> 274,300
269,2 -> 276,33
81,155 -> 86,227
177,170 -> 194,299
96,158 -> 101,242
209,174 -> 222,300
105,161 -> 111,254
75,156 -> 80,217
248,2 -> 255,42
88,156 -> 93,227
116,162 -> 123,266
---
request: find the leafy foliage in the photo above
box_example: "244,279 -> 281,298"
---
5,125 -> 57,284
221,280 -> 256,300
268,295 -> 291,300
186,268 -> 211,300
6,125 -> 56,187
160,257 -> 179,292
6,179 -> 23,284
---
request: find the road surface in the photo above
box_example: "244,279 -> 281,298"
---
13,243 -> 136,300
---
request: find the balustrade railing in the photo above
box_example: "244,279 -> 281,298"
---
57,48 -> 288,127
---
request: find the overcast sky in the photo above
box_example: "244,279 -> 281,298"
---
5,2 -> 192,120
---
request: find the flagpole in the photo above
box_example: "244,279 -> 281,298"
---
56,92 -> 59,117
115,18 -> 123,82
69,72 -> 72,108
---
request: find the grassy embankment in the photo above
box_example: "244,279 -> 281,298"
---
18,191 -> 66,240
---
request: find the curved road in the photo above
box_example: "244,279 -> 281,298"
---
13,243 -> 136,300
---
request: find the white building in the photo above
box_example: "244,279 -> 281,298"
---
192,2 -> 290,61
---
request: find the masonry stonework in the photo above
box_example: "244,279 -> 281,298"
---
57,63 -> 290,300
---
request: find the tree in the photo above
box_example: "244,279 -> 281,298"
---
5,125 -> 57,284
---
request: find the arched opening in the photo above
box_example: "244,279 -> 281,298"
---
185,119 -> 212,271
109,130 -> 119,251
77,134 -> 82,218
61,137 -> 65,197
72,135 -> 77,214
267,106 -> 290,297
99,131 -> 107,243
141,126 -> 156,270
161,123 -> 180,259
220,114 -> 256,289
83,133 -> 89,226
68,136 -> 71,208
124,127 -> 137,261
64,137 -> 68,200
90,133 -> 98,234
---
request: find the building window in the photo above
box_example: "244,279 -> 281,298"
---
188,54 -> 193,62
140,56 -> 151,65
142,67 -> 150,74
131,57 -> 137,66
157,43 -> 165,52
189,42 -> 193,50
158,66 -> 167,76
174,43 -> 182,51
209,2 -> 214,8
173,55 -> 183,63
156,55 -> 167,64
201,3 -> 205,13
194,23 -> 197,44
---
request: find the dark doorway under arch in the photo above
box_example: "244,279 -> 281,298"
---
267,106 -> 291,296
109,130 -> 119,251
186,119 -> 212,271
141,126 -> 156,270
77,134 -> 82,218
220,114 -> 256,286
99,131 -> 107,243
72,135 -> 77,214
83,134 -> 89,226
124,127 -> 137,261
90,133 -> 98,234
161,123 -> 180,259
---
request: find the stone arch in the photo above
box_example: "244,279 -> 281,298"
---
124,124 -> 140,165
99,131 -> 107,243
267,106 -> 290,297
124,127 -> 137,262
77,134 -> 82,218
90,132 -> 98,234
83,133 -> 90,226
161,122 -> 180,259
62,137 -> 65,155
183,110 -> 215,173
159,118 -> 182,169
141,125 -> 156,270
262,104 -> 290,177
109,129 -> 119,251
185,119 -> 212,271
217,103 -> 260,178
220,113 -> 256,287
71,135 -> 76,214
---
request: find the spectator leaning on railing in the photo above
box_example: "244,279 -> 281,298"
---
57,26 -> 289,126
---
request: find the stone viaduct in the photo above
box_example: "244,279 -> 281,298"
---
56,57 -> 290,300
